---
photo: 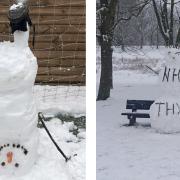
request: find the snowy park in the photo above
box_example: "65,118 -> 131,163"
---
97,0 -> 180,179
97,47 -> 180,180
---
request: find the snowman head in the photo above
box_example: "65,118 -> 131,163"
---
0,143 -> 29,169
8,2 -> 32,34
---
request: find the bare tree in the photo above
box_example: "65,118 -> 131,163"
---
176,7 -> 180,47
97,0 -> 118,100
97,0 -> 150,100
152,0 -> 180,46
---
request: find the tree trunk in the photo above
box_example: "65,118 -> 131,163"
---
97,42 -> 113,100
152,0 -> 170,46
169,0 -> 174,46
110,53 -> 113,89
176,27 -> 180,48
156,25 -> 159,49
97,0 -> 117,100
140,32 -> 143,49
161,0 -> 169,33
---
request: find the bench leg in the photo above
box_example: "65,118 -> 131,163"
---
128,115 -> 136,126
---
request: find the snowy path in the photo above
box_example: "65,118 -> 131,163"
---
97,82 -> 180,180
0,118 -> 85,180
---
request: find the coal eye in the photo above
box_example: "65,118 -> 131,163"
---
24,149 -> 28,155
15,163 -> 19,167
17,144 -> 20,148
12,144 -> 16,148
1,162 -> 5,166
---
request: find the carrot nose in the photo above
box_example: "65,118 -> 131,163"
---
7,152 -> 13,163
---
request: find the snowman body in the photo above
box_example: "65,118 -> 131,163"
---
150,52 -> 180,133
0,22 -> 39,175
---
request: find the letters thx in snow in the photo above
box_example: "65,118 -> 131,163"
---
155,101 -> 180,117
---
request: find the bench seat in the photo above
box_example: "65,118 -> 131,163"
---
121,113 -> 150,118
121,100 -> 154,126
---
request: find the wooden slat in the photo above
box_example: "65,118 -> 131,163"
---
29,0 -> 85,7
35,75 -> 85,83
32,34 -> 86,43
33,50 -> 85,59
37,67 -> 85,76
0,24 -> 85,34
0,1 -> 86,85
0,16 -> 85,25
34,24 -> 85,34
37,59 -> 85,67
30,42 -> 86,51
0,0 -> 85,7
0,7 -> 85,16
0,34 -> 85,43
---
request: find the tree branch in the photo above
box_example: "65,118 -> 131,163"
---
113,0 -> 150,30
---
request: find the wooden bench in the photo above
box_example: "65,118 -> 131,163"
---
121,100 -> 154,126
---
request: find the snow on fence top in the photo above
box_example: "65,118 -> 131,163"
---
0,0 -> 86,85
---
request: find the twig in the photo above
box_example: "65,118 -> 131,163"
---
38,112 -> 71,162
145,65 -> 159,75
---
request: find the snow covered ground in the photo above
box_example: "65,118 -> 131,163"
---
1,118 -> 86,180
0,85 -> 85,180
97,47 -> 180,180
34,85 -> 86,116
97,46 -> 179,74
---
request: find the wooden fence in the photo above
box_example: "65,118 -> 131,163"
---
0,0 -> 86,85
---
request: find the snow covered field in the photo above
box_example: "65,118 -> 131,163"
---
97,46 -> 179,74
1,118 -> 86,180
0,85 -> 86,180
34,85 -> 86,116
97,47 -> 180,180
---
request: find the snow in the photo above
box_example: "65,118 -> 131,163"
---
97,46 -> 180,179
150,51 -> 180,133
10,3 -> 23,10
158,52 -> 180,95
150,97 -> 180,133
34,85 -> 86,116
0,26 -> 39,175
97,46 -> 180,75
14,29 -> 29,48
0,18 -> 86,179
0,118 -> 85,180
0,84 -> 86,179
0,47 -> 85,178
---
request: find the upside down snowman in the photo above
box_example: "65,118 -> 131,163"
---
0,3 -> 39,176
150,51 -> 180,133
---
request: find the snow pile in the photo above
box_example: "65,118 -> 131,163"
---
0,118 -> 85,180
150,51 -> 180,133
0,21 -> 38,175
16,0 -> 28,3
150,97 -> 180,133
158,52 -> 180,95
10,3 -> 23,10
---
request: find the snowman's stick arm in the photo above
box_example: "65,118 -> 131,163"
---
145,65 -> 159,75
38,112 -> 71,162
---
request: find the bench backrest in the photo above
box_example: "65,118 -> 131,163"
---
126,100 -> 154,110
